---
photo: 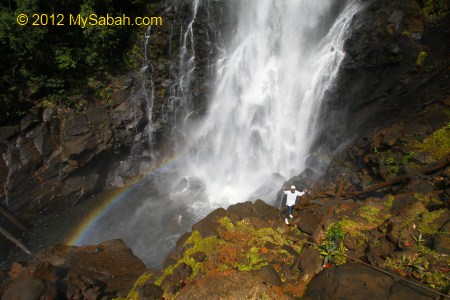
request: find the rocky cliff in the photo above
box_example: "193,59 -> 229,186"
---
0,0 -> 449,298
0,0 -> 227,220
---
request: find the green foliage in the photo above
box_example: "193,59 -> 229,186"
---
400,151 -> 415,165
416,51 -> 428,66
385,253 -> 450,292
0,0 -> 150,120
412,233 -> 425,245
55,47 -> 77,70
326,222 -> 345,241
320,222 -> 347,265
403,255 -> 425,274
423,0 -> 449,18
385,157 -> 395,165
388,165 -> 399,175
339,218 -> 369,241
423,271 -> 450,291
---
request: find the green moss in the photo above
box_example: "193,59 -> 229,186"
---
121,272 -> 153,300
411,123 -> 450,160
384,257 -> 403,270
358,205 -> 382,225
402,30 -> 411,37
388,165 -> 399,175
385,157 -> 395,165
154,230 -> 221,286
424,271 -> 450,291
234,247 -> 268,271
417,209 -> 445,235
218,216 -> 235,231
416,51 -> 428,66
339,219 -> 367,240
413,193 -> 444,206
384,195 -> 395,210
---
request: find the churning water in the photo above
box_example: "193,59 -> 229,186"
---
72,0 -> 362,268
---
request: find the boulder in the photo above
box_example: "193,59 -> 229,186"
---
227,201 -> 262,221
161,263 -> 192,292
298,245 -> 323,283
136,283 -> 164,300
386,201 -> 427,243
253,199 -> 280,220
252,265 -> 283,286
175,270 -> 293,300
304,263 -> 435,300
297,210 -> 322,235
29,239 -> 148,297
365,234 -> 396,266
191,207 -> 227,237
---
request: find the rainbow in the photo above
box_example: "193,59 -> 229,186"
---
65,156 -> 178,246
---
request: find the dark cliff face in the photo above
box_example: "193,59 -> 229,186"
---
0,74 -> 149,218
145,0 -> 230,149
0,0 -> 230,218
308,0 -> 449,170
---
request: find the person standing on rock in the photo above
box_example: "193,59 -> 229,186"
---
282,185 -> 307,225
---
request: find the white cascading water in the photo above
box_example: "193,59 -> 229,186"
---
179,0 -> 361,207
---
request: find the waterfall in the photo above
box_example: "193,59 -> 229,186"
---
141,0 -> 202,151
178,0 -> 361,207
74,0 -> 363,268
165,0 -> 202,141
142,26 -> 156,148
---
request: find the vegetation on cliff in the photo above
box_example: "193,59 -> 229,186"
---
0,0 -> 159,122
122,212 -> 309,299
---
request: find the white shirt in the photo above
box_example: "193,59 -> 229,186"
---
284,190 -> 305,206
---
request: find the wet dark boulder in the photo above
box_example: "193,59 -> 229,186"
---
227,200 -> 280,224
1,239 -> 150,298
191,207 -> 227,237
135,283 -> 164,300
